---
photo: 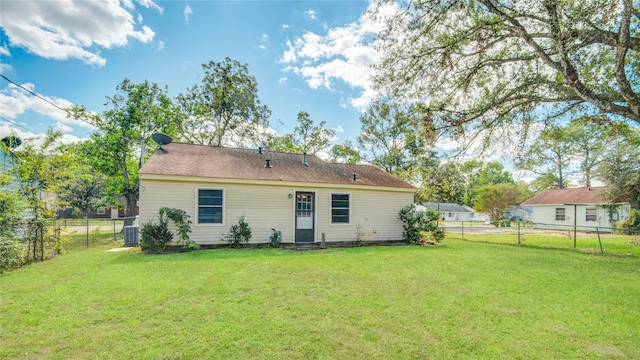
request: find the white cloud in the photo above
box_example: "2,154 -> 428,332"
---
0,45 -> 10,57
282,24 -> 290,30
0,0 -> 157,67
306,10 -> 317,20
158,40 -> 165,50
137,0 -> 163,14
278,77 -> 287,84
0,124 -> 85,148
184,5 -> 193,21
0,83 -> 95,131
53,122 -> 74,133
334,125 -> 344,133
0,63 -> 12,73
279,2 -> 398,110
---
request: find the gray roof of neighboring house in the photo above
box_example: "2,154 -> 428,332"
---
139,143 -> 415,189
420,202 -> 473,212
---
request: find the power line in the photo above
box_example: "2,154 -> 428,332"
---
0,116 -> 28,130
0,74 -> 69,113
0,74 -> 96,127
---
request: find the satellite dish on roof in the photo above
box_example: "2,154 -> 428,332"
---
1,136 -> 22,149
151,133 -> 172,151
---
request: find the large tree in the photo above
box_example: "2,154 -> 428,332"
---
329,141 -> 362,164
371,0 -> 640,145
418,160 -> 466,204
460,160 -> 513,206
357,100 -> 427,175
595,124 -> 640,207
516,126 -> 577,189
6,129 -> 70,261
291,111 -> 335,154
57,165 -> 106,246
71,79 -> 180,225
474,183 -> 524,222
264,111 -> 336,154
265,111 -> 335,154
567,116 -> 610,188
177,57 -> 271,147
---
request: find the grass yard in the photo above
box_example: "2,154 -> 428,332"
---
1,239 -> 639,359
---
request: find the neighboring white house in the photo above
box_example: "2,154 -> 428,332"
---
521,187 -> 630,232
417,202 -> 474,221
138,143 -> 416,246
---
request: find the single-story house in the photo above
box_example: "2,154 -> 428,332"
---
138,143 -> 416,246
521,187 -> 630,232
417,202 -> 474,221
57,204 -> 139,220
505,205 -> 533,222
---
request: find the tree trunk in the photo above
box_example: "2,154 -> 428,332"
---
124,193 -> 137,227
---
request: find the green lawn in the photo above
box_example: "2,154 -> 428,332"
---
1,240 -> 639,359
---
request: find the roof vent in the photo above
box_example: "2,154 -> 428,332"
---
353,173 -> 357,181
303,152 -> 307,165
265,159 -> 272,168
259,147 -> 263,154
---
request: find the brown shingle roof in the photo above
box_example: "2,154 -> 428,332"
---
521,187 -> 619,205
139,143 -> 415,189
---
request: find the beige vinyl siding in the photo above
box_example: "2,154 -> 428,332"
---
141,179 -> 295,245
140,178 -> 414,245
316,188 -> 412,242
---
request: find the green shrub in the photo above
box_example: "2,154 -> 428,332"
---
222,216 -> 252,247
621,208 -> 640,234
270,228 -> 282,248
158,207 -> 198,251
140,208 -> 196,253
399,205 -> 445,244
0,191 -> 24,272
140,220 -> 173,254
0,236 -> 23,273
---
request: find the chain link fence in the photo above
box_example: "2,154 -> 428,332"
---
443,220 -> 640,256
4,217 -> 135,267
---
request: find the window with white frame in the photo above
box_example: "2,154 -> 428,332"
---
331,193 -> 350,224
585,208 -> 597,222
198,189 -> 223,224
555,208 -> 565,221
97,208 -> 106,215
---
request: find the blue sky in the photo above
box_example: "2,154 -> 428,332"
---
0,0 -> 391,147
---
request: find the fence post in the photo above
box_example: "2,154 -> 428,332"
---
597,227 -> 604,254
86,216 -> 89,248
517,220 -> 521,245
461,221 -> 464,240
40,221 -> 44,261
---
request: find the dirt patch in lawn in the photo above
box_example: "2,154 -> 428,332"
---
106,247 -> 136,252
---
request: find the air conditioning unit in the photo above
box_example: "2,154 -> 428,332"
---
123,226 -> 139,246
